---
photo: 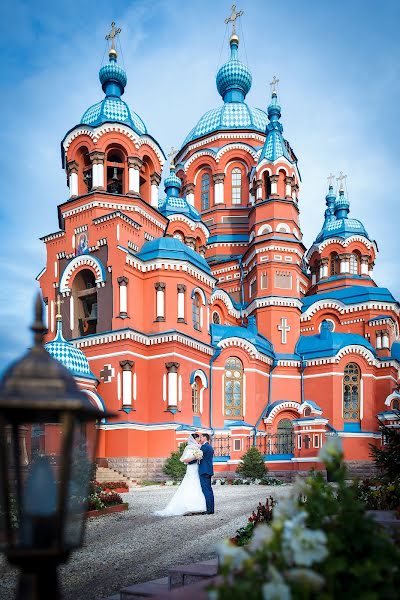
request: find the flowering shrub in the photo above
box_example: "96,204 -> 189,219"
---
231,497 -> 275,547
99,491 -> 124,506
101,481 -> 129,490
89,481 -> 103,495
356,477 -> 400,511
88,494 -> 105,511
212,437 -> 400,599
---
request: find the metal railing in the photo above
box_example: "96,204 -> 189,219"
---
248,432 -> 295,455
212,435 -> 231,457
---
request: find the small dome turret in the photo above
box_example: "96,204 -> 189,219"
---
216,35 -> 252,103
159,160 -> 201,222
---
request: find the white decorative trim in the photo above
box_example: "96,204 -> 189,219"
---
184,150 -> 216,173
41,231 -> 65,243
245,296 -> 303,315
98,422 -> 191,431
301,299 -> 400,321
61,199 -> 165,230
125,254 -> 216,287
306,235 -> 378,260
216,143 -> 258,163
59,254 -> 106,294
258,224 -> 273,236
178,132 -> 265,163
167,214 -> 209,238
385,391 -> 400,406
217,337 -> 273,364
264,401 -> 301,424
210,289 -> 241,317
93,210 -> 141,229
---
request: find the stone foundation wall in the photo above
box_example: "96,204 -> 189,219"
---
105,457 -> 166,481
344,460 -> 378,480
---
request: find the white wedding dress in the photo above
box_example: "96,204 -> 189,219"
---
154,437 -> 206,517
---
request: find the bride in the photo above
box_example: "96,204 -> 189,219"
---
154,434 -> 206,516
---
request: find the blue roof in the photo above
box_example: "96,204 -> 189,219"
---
80,53 -> 148,136
181,36 -> 268,147
158,166 -> 202,222
45,321 -> 96,380
136,237 -> 211,274
208,234 -> 249,244
302,286 -> 398,311
314,188 -> 370,243
296,321 -> 375,359
258,92 -> 293,164
210,316 -> 274,358
391,342 -> 400,361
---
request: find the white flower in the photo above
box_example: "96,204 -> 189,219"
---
215,540 -> 249,569
282,520 -> 328,567
248,523 -> 274,551
262,581 -> 291,600
292,476 -> 312,498
319,436 -> 343,467
285,568 -> 325,591
273,494 -> 299,522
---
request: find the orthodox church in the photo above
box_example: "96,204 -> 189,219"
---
38,15 -> 400,479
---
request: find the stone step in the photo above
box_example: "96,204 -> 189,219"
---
120,577 -> 169,599
168,559 -> 218,589
152,576 -> 222,599
95,466 -> 135,486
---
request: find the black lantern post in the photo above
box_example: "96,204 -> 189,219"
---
0,295 -> 111,599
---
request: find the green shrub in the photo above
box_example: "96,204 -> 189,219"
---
236,446 -> 267,480
370,412 -> 400,482
162,443 -> 187,482
260,476 -> 283,486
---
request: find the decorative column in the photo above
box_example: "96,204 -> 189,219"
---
165,362 -> 179,410
369,261 -> 375,277
285,176 -> 293,198
120,360 -> 134,409
127,157 -> 142,194
255,179 -> 263,201
185,236 -> 196,250
150,172 -> 162,207
177,284 -> 186,323
183,182 -> 195,206
376,330 -> 382,349
319,258 -> 329,279
360,255 -> 369,275
117,276 -> 129,317
339,253 -> 350,274
213,173 -> 225,204
270,174 -> 279,195
67,161 -> 79,198
155,282 -> 166,321
292,183 -> 299,202
90,151 -> 105,190
311,267 -> 317,286
382,330 -> 389,349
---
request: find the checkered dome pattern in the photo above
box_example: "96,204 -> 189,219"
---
45,330 -> 92,378
183,103 -> 268,145
81,97 -> 147,135
216,59 -> 252,98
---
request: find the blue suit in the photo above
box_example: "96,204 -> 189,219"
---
199,442 -> 214,514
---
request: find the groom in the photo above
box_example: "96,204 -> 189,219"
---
197,432 -> 214,515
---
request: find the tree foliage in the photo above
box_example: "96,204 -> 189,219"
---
236,446 -> 267,480
163,443 -> 187,482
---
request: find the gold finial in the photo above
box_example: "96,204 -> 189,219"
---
56,294 -> 63,321
106,21 -> 122,58
327,173 -> 335,187
168,147 -> 177,168
225,4 -> 244,37
336,171 -> 347,192
270,75 -> 279,95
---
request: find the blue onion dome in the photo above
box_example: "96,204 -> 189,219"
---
164,165 -> 182,193
81,51 -> 148,136
158,166 -> 202,222
314,184 -> 370,243
258,90 -> 293,163
45,317 -> 96,380
216,34 -> 252,102
334,190 -> 350,218
267,92 -> 282,121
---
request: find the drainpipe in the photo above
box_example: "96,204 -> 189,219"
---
300,355 -> 307,405
209,347 -> 221,434
238,256 -> 245,325
253,358 -> 278,445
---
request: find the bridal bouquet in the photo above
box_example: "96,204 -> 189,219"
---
180,446 -> 203,463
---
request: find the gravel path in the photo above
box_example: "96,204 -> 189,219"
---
0,485 -> 291,600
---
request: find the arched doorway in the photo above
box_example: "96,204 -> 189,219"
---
276,418 -> 294,454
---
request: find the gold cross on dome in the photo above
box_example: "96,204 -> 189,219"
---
225,4 -> 244,35
105,21 -> 122,51
168,147 -> 177,166
327,173 -> 335,187
336,171 -> 347,191
56,294 -> 63,319
270,75 -> 280,94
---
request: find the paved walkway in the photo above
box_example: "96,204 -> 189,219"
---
0,485 -> 291,600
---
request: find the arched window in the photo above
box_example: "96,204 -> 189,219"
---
303,407 -> 311,417
232,168 -> 242,205
392,398 -> 399,410
201,173 -> 210,210
330,252 -> 339,276
343,363 -> 361,420
212,311 -> 221,325
106,149 -> 125,194
192,380 -> 200,414
71,269 -> 98,338
349,254 -> 359,275
276,419 -> 294,454
192,293 -> 201,330
224,357 -> 243,418
264,172 -> 271,198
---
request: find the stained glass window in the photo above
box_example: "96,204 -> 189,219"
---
192,293 -> 201,330
201,173 -> 210,210
192,380 -> 200,413
224,357 -> 243,418
232,168 -> 242,205
343,362 -> 360,420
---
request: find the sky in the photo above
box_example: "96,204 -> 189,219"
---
0,0 -> 400,371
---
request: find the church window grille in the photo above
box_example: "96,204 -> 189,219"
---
343,363 -> 360,420
192,380 -> 200,414
201,173 -> 210,210
349,254 -> 359,275
192,293 -> 201,330
276,419 -> 294,454
330,252 -> 339,276
212,311 -> 221,324
261,273 -> 268,289
224,357 -> 243,418
232,168 -> 242,204
275,270 -> 292,289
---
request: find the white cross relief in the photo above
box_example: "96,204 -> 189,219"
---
278,317 -> 290,344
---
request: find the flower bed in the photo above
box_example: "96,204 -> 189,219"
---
87,481 -> 128,515
101,481 -> 129,493
87,503 -> 129,518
